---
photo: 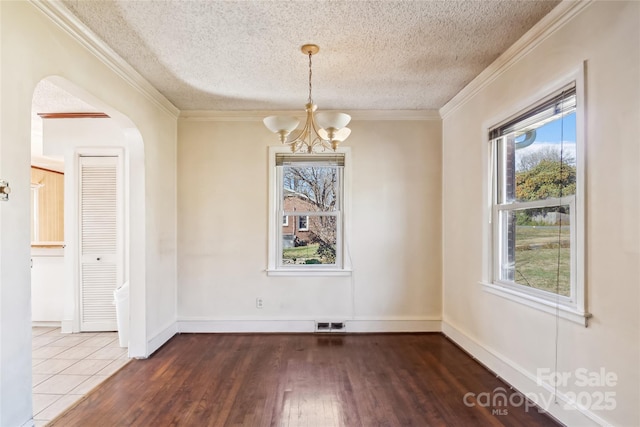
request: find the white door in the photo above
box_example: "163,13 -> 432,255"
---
79,155 -> 122,331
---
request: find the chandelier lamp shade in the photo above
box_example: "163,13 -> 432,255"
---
263,44 -> 351,153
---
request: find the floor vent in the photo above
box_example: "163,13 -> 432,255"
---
315,321 -> 346,333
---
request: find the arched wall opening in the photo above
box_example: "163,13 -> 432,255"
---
2,4 -> 178,425
32,76 -> 147,356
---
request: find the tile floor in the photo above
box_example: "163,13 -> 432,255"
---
32,327 -> 130,426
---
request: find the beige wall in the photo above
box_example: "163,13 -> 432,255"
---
441,2 -> 639,425
177,118 -> 442,327
0,3 -> 178,425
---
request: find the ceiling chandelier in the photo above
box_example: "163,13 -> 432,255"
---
263,44 -> 351,153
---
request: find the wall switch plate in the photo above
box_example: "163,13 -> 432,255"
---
256,297 -> 263,308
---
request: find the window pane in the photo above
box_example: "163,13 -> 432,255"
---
282,215 -> 337,265
282,165 -> 339,212
505,111 -> 577,203
500,206 -> 571,296
298,216 -> 308,230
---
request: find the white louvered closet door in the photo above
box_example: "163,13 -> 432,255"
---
79,156 -> 122,332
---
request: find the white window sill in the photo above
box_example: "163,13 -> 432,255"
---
267,269 -> 352,277
480,281 -> 591,327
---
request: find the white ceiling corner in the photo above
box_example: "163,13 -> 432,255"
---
439,0 -> 593,119
52,0 -> 561,113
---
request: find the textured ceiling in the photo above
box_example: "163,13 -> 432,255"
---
31,80 -> 97,170
32,79 -> 99,114
58,0 -> 560,111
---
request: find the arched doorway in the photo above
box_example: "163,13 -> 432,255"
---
32,76 -> 147,357
29,76 -> 147,422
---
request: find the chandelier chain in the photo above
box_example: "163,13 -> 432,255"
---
308,51 -> 313,104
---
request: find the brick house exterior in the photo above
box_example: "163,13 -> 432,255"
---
282,190 -> 318,248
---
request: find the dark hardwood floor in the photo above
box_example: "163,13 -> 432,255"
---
50,333 -> 559,426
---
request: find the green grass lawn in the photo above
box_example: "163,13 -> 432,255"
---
283,243 -> 320,261
516,225 -> 570,247
281,228 -> 570,295
514,226 -> 570,296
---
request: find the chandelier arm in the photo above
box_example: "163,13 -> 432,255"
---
292,107 -> 334,151
309,111 -> 322,136
310,113 -> 334,151
287,108 -> 314,147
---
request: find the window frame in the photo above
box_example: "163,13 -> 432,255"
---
297,215 -> 309,232
481,66 -> 589,325
267,146 -> 352,276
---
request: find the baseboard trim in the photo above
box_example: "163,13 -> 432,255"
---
60,319 -> 74,333
178,319 -> 315,333
442,321 -> 610,427
32,321 -> 61,328
177,318 -> 441,334
347,319 -> 441,333
146,321 -> 178,357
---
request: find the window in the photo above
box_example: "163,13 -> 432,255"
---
297,215 -> 309,231
487,81 -> 587,320
268,147 -> 351,275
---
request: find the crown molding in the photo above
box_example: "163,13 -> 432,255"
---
29,0 -> 180,119
439,0 -> 593,119
179,109 -> 441,122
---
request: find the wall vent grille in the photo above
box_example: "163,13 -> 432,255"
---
315,321 -> 346,333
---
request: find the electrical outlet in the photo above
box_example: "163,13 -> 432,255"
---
256,297 -> 263,309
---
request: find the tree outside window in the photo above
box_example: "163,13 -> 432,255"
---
492,86 -> 578,300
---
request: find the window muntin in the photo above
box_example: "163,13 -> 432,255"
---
276,156 -> 344,269
491,85 -> 577,302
